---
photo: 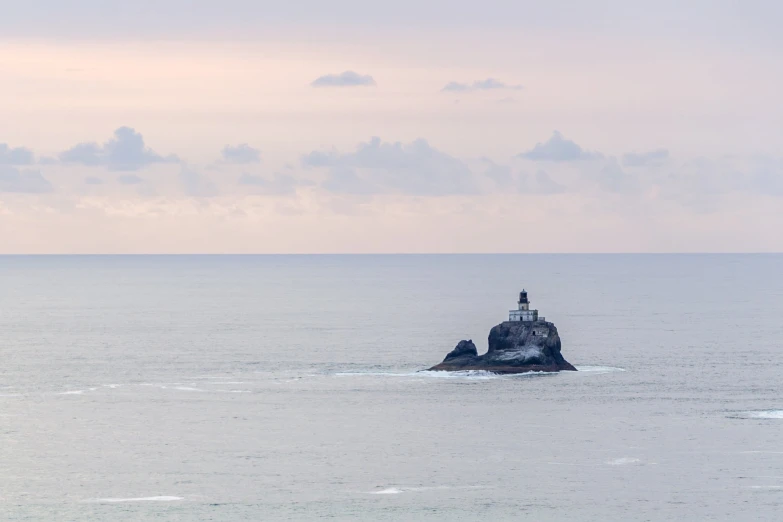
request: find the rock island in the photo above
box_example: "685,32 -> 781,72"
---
429,289 -> 577,374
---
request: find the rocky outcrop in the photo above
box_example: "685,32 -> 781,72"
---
429,320 -> 576,374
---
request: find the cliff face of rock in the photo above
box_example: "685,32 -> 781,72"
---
429,320 -> 577,374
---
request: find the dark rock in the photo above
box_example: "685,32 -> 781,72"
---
428,320 -> 576,374
445,340 -> 478,360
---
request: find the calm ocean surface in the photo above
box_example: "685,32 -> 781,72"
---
1,254 -> 782,521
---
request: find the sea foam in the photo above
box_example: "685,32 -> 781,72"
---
574,366 -> 626,373
335,370 -> 547,380
368,485 -> 490,495
85,496 -> 183,503
607,457 -> 641,466
744,410 -> 783,419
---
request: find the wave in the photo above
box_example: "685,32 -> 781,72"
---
335,370 -> 550,380
367,485 -> 490,495
338,367 -> 624,379
607,457 -> 641,466
370,487 -> 405,495
740,410 -> 783,420
574,366 -> 626,373
96,382 -> 253,394
85,496 -> 183,503
57,387 -> 99,396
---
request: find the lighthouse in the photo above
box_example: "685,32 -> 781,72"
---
508,289 -> 540,322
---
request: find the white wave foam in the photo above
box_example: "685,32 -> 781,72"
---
367,485 -> 490,495
336,370 -> 546,380
608,457 -> 641,466
575,366 -> 626,373
138,383 -> 246,393
743,410 -> 783,419
413,370 -> 507,380
58,387 -> 99,396
370,487 -> 404,495
341,367 -> 623,380
148,384 -> 205,392
85,496 -> 183,503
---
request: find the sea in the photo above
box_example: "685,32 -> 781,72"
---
1,254 -> 782,521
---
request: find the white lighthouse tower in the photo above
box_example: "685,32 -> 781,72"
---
508,289 -> 539,322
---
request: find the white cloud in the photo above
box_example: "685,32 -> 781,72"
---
481,160 -> 565,194
118,174 -> 144,185
519,131 -> 602,161
590,159 -> 640,194
311,71 -> 376,87
303,137 -> 478,196
179,166 -> 218,197
441,78 -> 523,92
222,144 -> 261,164
0,144 -> 34,165
481,159 -> 515,189
59,127 -> 178,171
0,166 -> 53,193
527,170 -> 567,194
623,149 -> 669,167
238,173 -> 303,195
321,166 -> 379,195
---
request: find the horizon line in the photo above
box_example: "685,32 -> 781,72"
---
1,252 -> 781,256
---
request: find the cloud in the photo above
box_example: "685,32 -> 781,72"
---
301,149 -> 339,167
303,136 -> 477,196
482,159 -> 566,194
747,159 -> 783,196
659,156 -> 783,202
222,144 -> 260,164
591,160 -> 640,193
180,167 -> 218,197
321,166 -> 379,195
0,144 -> 34,165
238,173 -> 303,195
311,71 -> 376,87
84,176 -> 103,185
481,159 -> 514,188
623,149 -> 669,167
441,78 -> 523,92
528,170 -> 567,194
59,127 -> 178,171
0,166 -> 53,193
519,131 -> 601,161
118,174 -> 144,185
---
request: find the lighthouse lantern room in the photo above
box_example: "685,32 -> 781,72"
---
509,289 -> 539,322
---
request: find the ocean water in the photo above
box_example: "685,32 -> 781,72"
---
1,254 -> 782,521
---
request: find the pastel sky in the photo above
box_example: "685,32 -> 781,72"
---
2,0 -> 782,253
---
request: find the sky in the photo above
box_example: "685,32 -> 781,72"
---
1,0 -> 782,253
